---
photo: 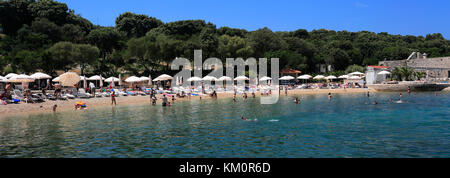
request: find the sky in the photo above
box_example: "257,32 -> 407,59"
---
58,0 -> 450,39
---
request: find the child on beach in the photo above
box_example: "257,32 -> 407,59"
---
53,104 -> 57,112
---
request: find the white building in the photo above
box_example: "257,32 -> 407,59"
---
366,66 -> 389,84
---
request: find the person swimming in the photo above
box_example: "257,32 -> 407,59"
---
293,97 -> 300,104
389,98 -> 393,103
396,98 -> 403,103
241,116 -> 246,120
373,101 -> 378,105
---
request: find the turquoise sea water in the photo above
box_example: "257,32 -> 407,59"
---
1,92 -> 449,158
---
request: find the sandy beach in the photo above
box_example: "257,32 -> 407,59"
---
0,88 -> 372,118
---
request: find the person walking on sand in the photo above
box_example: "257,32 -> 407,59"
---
111,91 -> 117,106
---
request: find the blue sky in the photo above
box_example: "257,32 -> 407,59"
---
58,0 -> 450,39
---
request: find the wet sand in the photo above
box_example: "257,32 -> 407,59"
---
0,88 -> 369,118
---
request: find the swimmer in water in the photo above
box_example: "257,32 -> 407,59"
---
366,92 -> 370,97
373,101 -> 378,105
241,116 -> 246,120
396,98 -> 403,103
435,92 -> 438,96
407,86 -> 411,94
389,98 -> 393,103
399,93 -> 403,98
293,97 -> 300,104
328,93 -> 332,100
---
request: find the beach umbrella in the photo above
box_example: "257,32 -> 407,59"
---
59,72 -> 80,87
234,76 -> 249,81
202,76 -> 218,81
83,75 -> 87,89
217,76 -> 232,81
139,76 -> 150,82
125,76 -> 141,83
5,73 -> 18,79
349,72 -> 364,76
105,77 -> 119,82
313,75 -> 325,80
52,77 -> 60,82
30,72 -> 51,89
0,76 -> 7,82
299,74 -> 312,79
297,76 -> 311,80
259,76 -> 272,81
153,74 -> 173,81
119,74 -> 123,86
8,74 -> 35,83
30,72 -> 51,79
187,76 -> 202,82
349,76 -> 362,80
148,75 -> 152,86
339,75 -> 349,79
99,75 -> 104,88
378,71 -> 391,75
279,76 -> 295,80
325,75 -> 337,80
88,75 -> 103,80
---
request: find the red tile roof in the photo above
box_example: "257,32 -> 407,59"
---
368,66 -> 389,69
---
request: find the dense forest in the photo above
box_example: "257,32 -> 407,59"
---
1,0 -> 449,77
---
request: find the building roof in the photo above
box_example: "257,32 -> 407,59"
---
368,66 -> 389,69
280,69 -> 301,74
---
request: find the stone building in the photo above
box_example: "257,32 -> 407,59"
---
378,55 -> 450,81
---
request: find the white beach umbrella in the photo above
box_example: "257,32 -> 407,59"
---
30,72 -> 51,79
88,75 -> 103,80
297,76 -> 311,80
0,76 -> 8,82
299,74 -> 312,79
5,73 -> 18,79
187,76 -> 202,82
279,76 -> 295,80
339,75 -> 349,79
313,75 -> 325,79
217,76 -> 232,81
325,75 -> 337,80
105,77 -> 120,82
118,74 -> 123,86
99,75 -> 104,87
79,76 -> 88,81
349,76 -> 362,80
378,71 -> 391,75
202,76 -> 218,81
52,77 -> 60,82
349,72 -> 364,76
234,76 -> 249,81
259,76 -> 272,81
83,75 -> 87,89
148,75 -> 152,86
125,76 -> 141,83
153,74 -> 173,81
8,74 -> 35,83
139,76 -> 150,82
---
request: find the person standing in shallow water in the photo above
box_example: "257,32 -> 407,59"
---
407,86 -> 411,95
328,93 -> 332,100
366,91 -> 370,97
161,94 -> 168,107
111,91 -> 116,106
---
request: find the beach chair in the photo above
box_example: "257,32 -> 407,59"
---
13,90 -> 39,103
77,89 -> 92,98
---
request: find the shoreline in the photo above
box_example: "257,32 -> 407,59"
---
0,88 -> 410,118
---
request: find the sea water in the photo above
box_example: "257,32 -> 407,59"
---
0,92 -> 449,158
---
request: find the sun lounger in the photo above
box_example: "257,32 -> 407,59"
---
13,90 -> 39,103
77,89 -> 92,98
